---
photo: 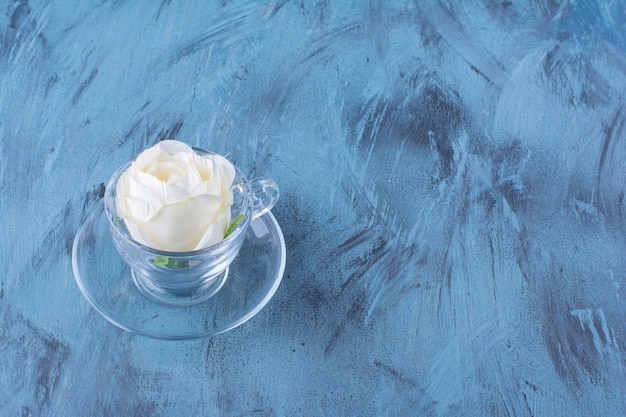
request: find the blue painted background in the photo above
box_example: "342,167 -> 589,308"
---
2,1 -> 626,415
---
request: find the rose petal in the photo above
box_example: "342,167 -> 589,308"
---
114,171 -> 133,218
132,170 -> 190,204
119,196 -> 161,223
137,194 -> 226,252
156,140 -> 195,155
123,218 -> 159,249
133,146 -> 165,172
193,206 -> 231,250
190,154 -> 236,197
146,160 -> 186,183
189,152 -> 214,181
169,161 -> 203,192
212,154 -> 236,186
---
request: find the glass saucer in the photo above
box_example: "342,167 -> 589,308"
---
72,200 -> 286,340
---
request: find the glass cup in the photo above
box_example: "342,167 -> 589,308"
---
103,149 -> 279,306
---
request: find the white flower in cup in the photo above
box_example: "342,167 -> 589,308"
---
115,140 -> 236,252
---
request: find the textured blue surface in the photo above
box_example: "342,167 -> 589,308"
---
2,1 -> 626,415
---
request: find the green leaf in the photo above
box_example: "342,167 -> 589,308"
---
153,256 -> 189,268
224,214 -> 244,238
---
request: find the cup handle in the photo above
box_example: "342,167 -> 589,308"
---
249,177 -> 280,220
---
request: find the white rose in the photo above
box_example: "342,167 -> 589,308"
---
115,140 -> 236,252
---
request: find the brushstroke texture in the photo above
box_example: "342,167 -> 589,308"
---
1,0 -> 625,415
